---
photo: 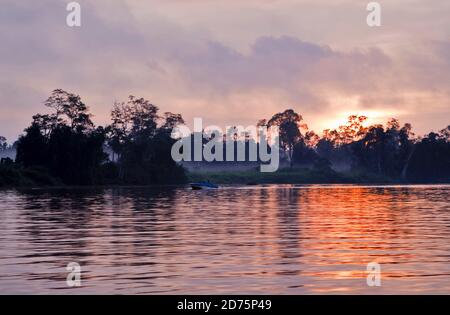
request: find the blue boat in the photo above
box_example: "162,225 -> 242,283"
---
190,181 -> 219,190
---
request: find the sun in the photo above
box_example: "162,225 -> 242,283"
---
318,95 -> 405,132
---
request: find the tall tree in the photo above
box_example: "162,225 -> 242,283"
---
106,96 -> 186,184
267,109 -> 303,167
107,101 -> 133,161
323,115 -> 368,146
15,90 -> 107,185
44,89 -> 93,131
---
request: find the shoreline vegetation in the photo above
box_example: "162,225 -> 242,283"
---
1,89 -> 449,188
188,169 -> 395,185
1,168 -> 450,189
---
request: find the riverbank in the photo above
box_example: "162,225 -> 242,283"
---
0,164 -> 61,187
3,163 -> 449,188
187,168 -> 395,185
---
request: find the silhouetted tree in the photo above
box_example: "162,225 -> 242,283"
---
106,96 -> 186,184
44,89 -> 93,131
349,119 -> 416,177
406,128 -> 450,182
15,89 -> 107,185
5,100 -> 450,186
15,123 -> 48,167
267,109 -> 304,167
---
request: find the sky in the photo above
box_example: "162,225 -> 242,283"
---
0,0 -> 449,142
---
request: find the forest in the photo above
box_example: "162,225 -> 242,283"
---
0,89 -> 449,186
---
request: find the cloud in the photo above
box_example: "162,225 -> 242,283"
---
0,0 -> 449,141
172,35 -> 449,110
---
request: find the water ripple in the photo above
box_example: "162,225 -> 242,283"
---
0,185 -> 449,294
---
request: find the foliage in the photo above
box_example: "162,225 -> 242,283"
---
266,109 -> 305,167
105,95 -> 186,185
11,90 -> 187,186
2,90 -> 449,186
259,112 -> 449,183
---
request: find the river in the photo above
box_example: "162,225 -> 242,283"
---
0,185 -> 449,294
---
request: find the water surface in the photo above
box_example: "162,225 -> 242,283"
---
0,185 -> 449,294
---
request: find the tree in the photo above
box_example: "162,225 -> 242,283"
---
106,101 -> 133,162
400,123 -> 415,179
15,123 -> 48,167
438,125 -> 450,141
15,90 -> 107,185
128,96 -> 159,138
267,109 -> 303,167
107,96 -> 159,147
45,125 -> 107,184
345,118 -> 416,177
44,89 -> 93,131
323,115 -> 368,146
355,124 -> 386,174
0,136 -> 7,151
406,129 -> 450,182
315,116 -> 418,177
161,112 -> 184,132
106,96 -> 186,184
30,114 -> 60,137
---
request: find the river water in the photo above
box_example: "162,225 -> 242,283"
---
0,185 -> 449,294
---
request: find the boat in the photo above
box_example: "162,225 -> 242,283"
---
190,181 -> 219,190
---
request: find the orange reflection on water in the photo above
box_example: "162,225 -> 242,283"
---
0,185 -> 449,294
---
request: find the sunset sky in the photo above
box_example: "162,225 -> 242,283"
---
0,0 -> 449,141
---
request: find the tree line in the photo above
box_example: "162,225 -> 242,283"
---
1,89 -> 185,186
258,109 -> 450,182
1,90 -> 449,186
